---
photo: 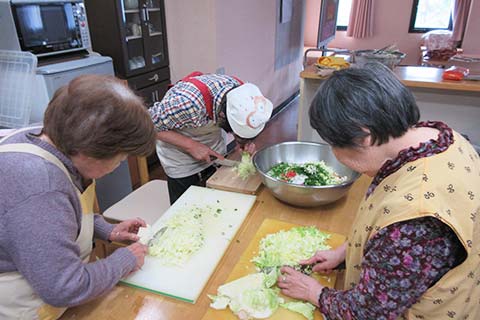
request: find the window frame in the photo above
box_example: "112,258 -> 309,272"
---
408,0 -> 453,33
336,0 -> 350,31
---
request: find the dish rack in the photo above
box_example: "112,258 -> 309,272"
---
0,50 -> 37,128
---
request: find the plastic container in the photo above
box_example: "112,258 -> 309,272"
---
0,50 -> 37,128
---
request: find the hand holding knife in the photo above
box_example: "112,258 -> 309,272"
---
209,155 -> 240,167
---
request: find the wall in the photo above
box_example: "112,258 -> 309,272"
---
164,0 -> 217,82
216,0 -> 304,106
304,0 -> 424,65
164,0 -> 304,107
304,0 -> 321,47
462,0 -> 480,54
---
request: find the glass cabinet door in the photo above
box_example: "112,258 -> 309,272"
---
143,0 -> 166,66
123,0 -> 146,71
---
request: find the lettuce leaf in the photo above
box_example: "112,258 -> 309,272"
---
280,301 -> 316,320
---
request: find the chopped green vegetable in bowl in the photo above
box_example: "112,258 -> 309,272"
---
267,161 -> 347,186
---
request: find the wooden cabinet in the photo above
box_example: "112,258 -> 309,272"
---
84,0 -> 170,107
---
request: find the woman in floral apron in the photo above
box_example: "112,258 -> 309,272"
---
278,63 -> 480,320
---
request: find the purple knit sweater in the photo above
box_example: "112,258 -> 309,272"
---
0,128 -> 136,307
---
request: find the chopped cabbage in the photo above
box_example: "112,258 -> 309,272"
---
208,294 -> 230,310
137,224 -> 152,245
210,226 -> 331,319
280,301 -> 316,320
233,152 -> 256,180
263,267 -> 280,288
148,206 -> 209,266
252,226 -> 331,270
208,273 -> 283,319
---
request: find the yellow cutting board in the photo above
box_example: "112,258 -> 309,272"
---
206,166 -> 263,195
202,218 -> 346,320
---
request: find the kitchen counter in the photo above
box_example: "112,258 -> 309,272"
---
301,65 -> 480,92
298,65 -> 480,148
60,175 -> 371,320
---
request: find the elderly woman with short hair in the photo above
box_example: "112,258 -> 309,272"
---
0,75 -> 156,319
278,63 -> 480,319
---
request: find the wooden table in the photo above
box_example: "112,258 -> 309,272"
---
61,175 -> 371,320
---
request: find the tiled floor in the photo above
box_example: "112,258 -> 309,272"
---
148,95 -> 299,180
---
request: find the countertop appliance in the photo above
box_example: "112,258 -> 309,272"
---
30,55 -> 114,123
0,0 -> 91,58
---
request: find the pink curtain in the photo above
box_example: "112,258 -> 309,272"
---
451,0 -> 472,42
346,0 -> 374,38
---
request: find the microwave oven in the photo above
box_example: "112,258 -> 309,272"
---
0,0 -> 91,58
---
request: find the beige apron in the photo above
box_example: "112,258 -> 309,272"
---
344,132 -> 480,319
156,121 -> 226,178
0,140 -> 95,320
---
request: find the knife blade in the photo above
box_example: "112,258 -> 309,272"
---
212,158 -> 240,167
147,226 -> 168,247
138,225 -> 168,246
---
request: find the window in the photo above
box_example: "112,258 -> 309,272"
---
409,0 -> 454,33
336,0 -> 352,31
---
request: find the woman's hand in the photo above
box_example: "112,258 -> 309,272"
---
240,142 -> 256,155
301,242 -> 346,273
126,242 -> 148,272
109,218 -> 147,242
277,266 -> 323,307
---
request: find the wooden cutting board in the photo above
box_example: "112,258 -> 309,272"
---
202,218 -> 346,320
206,165 -> 263,194
120,186 -> 256,303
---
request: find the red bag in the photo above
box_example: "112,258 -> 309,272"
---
442,66 -> 469,81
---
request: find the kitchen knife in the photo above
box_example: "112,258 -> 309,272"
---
138,225 -> 168,246
211,157 -> 240,167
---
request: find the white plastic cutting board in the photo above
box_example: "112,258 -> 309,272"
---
120,186 -> 256,303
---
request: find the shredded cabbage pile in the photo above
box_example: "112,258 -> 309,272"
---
233,152 -> 256,180
267,161 -> 347,186
209,226 -> 332,319
252,226 -> 331,270
148,206 -> 209,266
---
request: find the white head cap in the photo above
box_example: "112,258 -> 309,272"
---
226,83 -> 273,139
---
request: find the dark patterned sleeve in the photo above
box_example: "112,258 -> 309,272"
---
318,217 -> 464,320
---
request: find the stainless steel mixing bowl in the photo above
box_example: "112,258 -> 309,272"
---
253,141 -> 360,207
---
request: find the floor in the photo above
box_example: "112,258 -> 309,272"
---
148,95 -> 300,180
